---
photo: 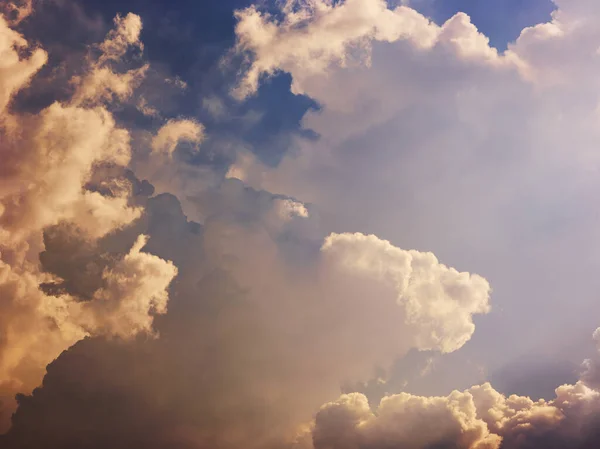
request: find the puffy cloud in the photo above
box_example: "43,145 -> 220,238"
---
223,2 -> 600,446
7,1 -> 600,449
0,12 -> 149,249
312,390 -> 501,449
73,234 -> 178,338
0,11 -> 177,431
0,14 -> 46,114
233,0 -> 437,98
0,260 -> 86,416
274,198 -> 309,220
229,0 -> 600,380
0,184 -> 490,448
71,64 -> 149,106
320,232 -> 491,353
98,13 -> 143,64
71,13 -> 148,106
151,118 -> 205,156
0,230 -> 176,432
0,102 -> 140,245
305,324 -> 600,449
308,377 -> 600,449
232,0 -> 512,99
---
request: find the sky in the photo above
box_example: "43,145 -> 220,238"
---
5,0 -> 600,448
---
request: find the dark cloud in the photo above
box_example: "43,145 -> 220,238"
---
0,172 -> 492,448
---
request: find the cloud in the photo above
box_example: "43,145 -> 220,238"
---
151,118 -> 205,156
223,1 -> 600,446
0,12 -> 149,248
320,232 -> 491,353
232,0 -> 515,100
0,102 -> 139,245
312,390 -> 501,449
0,14 -> 47,113
0,10 -> 177,430
232,0 -> 439,99
71,234 -> 178,339
0,229 -> 176,433
5,1 -> 600,448
98,13 -> 143,64
296,318 -> 600,449
0,0 -> 34,25
0,180 -> 491,447
229,0 -> 600,376
307,344 -> 600,449
70,13 -> 148,106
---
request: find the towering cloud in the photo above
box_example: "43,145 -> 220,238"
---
226,0 -> 600,447
0,11 -> 176,430
0,176 -> 491,448
229,0 -> 600,377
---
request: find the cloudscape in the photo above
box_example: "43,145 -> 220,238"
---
2,0 -> 600,448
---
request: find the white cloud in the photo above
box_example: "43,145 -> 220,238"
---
99,13 -> 144,64
312,390 -> 501,449
232,0 -> 517,99
0,102 -> 140,245
0,12 -> 176,430
71,13 -> 148,106
321,232 -> 491,353
0,14 -> 46,114
275,198 -> 309,220
72,235 -> 178,338
308,336 -> 600,449
151,118 -> 205,156
230,0 -> 600,372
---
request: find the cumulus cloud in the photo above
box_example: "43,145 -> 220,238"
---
233,0 -> 436,98
229,0 -> 600,376
0,103 -> 140,245
223,1 -> 600,446
274,198 -> 309,220
232,0 -> 512,99
0,180 -> 491,447
0,12 -> 148,249
72,234 -> 178,338
151,118 -> 205,156
321,232 -> 491,353
0,230 -> 176,432
312,390 -> 500,449
98,13 -> 143,63
0,10 -> 176,430
0,11 -> 491,437
6,0 -> 600,448
0,14 -> 47,113
308,353 -> 600,449
71,13 -> 148,106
